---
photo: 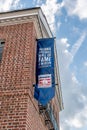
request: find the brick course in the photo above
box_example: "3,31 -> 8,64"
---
0,22 -> 48,130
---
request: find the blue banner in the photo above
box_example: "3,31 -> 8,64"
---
34,38 -> 55,105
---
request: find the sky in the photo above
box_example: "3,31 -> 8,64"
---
0,0 -> 87,130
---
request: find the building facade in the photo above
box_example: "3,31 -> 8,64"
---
0,7 -> 63,130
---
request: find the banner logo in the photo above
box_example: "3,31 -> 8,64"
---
38,74 -> 52,88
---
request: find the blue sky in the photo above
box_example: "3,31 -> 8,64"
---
0,0 -> 87,130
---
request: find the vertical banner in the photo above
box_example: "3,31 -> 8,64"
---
34,38 -> 55,105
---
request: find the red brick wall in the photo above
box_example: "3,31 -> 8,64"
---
0,22 -> 48,130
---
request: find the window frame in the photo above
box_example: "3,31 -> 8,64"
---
0,39 -> 5,62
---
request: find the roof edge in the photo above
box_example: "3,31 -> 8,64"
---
0,7 -> 41,14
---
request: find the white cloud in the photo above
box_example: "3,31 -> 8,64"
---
66,118 -> 83,128
12,0 -> 20,9
0,0 -> 20,12
56,36 -> 87,130
65,105 -> 87,128
36,0 -> 63,32
84,61 -> 87,67
57,38 -> 72,69
0,0 -> 12,11
72,73 -> 79,85
63,0 -> 87,19
60,126 -> 63,130
56,32 -> 86,74
73,0 -> 87,19
71,32 -> 86,58
41,0 -> 59,32
37,0 -> 43,4
57,31 -> 86,71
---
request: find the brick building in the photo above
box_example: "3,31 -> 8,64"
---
0,7 -> 63,130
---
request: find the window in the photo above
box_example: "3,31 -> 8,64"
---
0,39 -> 5,62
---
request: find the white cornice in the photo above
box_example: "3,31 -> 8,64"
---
0,12 -> 38,20
0,8 -> 52,38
